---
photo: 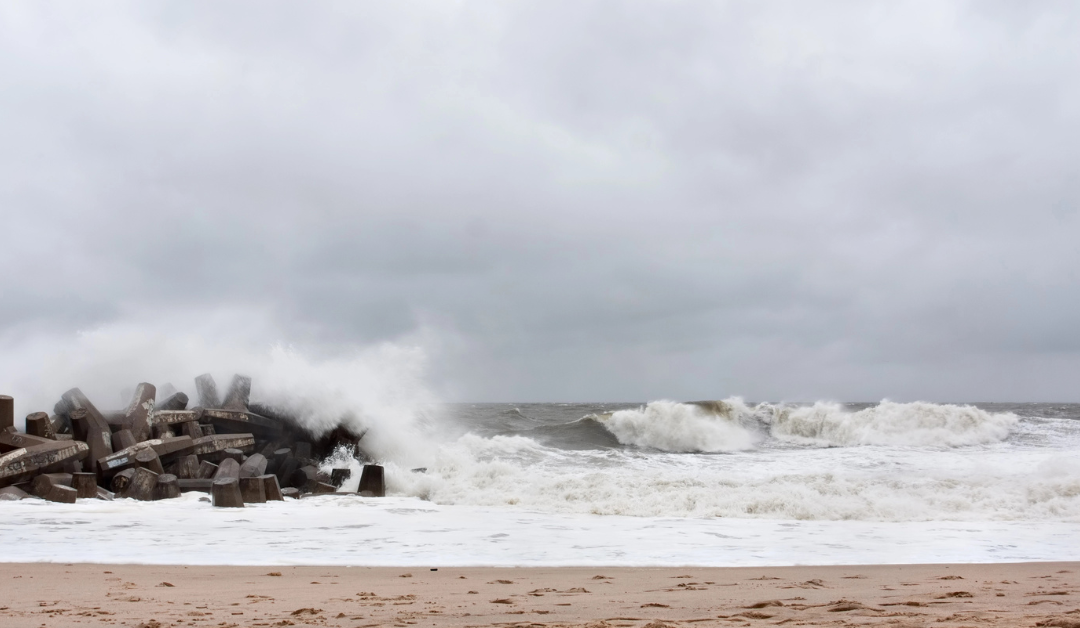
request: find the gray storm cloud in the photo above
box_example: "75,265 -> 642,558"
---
1,1 -> 1078,403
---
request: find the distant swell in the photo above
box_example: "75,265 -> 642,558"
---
584,399 -> 1018,452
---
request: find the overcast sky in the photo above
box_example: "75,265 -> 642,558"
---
2,1 -> 1079,403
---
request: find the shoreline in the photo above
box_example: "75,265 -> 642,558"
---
2,561 -> 1076,627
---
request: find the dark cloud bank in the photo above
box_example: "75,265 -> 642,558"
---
1,2 -> 1079,403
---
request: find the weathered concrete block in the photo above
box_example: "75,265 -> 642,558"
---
48,414 -> 68,436
156,392 -> 189,412
152,410 -> 199,426
177,478 -> 213,492
191,433 -> 254,462
31,473 -> 73,500
38,482 -> 77,504
330,468 -> 351,488
266,448 -> 291,475
111,468 -> 135,493
213,458 -> 241,481
289,465 -> 319,492
220,448 -> 245,464
176,454 -> 200,479
238,476 -> 266,503
202,408 -> 282,439
112,429 -> 137,452
152,435 -> 195,459
239,453 -> 267,478
24,412 -> 55,439
135,448 -> 165,475
201,424 -> 216,436
99,435 -> 197,478
61,457 -> 83,474
0,395 -> 12,431
0,430 -> 52,453
96,487 -> 114,500
259,474 -> 283,501
71,472 -> 98,498
294,441 -> 313,461
358,464 -> 385,497
0,441 -> 90,487
195,373 -> 221,408
122,383 -> 156,443
179,421 -> 202,439
313,482 -> 337,494
59,389 -> 113,472
0,485 -> 28,500
211,477 -> 244,507
196,460 -> 218,479
222,374 -> 251,410
152,423 -> 175,440
97,444 -> 144,476
280,487 -> 300,499
154,473 -> 181,500
121,467 -> 158,501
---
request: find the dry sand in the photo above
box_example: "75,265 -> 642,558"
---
1,562 -> 1077,628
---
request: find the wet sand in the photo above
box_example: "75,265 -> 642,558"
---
0,562 -> 1077,627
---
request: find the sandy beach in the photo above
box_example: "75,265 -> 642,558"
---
1,562 -> 1076,628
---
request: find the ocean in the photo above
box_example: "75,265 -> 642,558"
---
1,399 -> 1078,566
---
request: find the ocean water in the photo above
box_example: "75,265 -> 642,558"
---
1,399 -> 1078,566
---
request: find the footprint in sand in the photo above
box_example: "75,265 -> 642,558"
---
744,600 -> 784,609
935,591 -> 973,599
1036,618 -> 1080,628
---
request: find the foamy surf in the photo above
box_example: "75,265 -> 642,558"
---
384,400 -> 1078,522
392,436 -> 1080,521
0,494 -> 1074,566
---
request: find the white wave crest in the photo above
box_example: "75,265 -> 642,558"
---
762,400 -> 1019,447
585,399 -> 1018,452
588,399 -> 760,452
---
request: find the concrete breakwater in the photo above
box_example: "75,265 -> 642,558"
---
0,374 -> 384,507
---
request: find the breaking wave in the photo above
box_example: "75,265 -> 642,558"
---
585,399 -> 760,452
763,400 -> 1019,447
381,399 -> 1060,522
582,399 -> 1018,452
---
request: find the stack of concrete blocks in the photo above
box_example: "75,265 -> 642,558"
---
0,375 -> 384,508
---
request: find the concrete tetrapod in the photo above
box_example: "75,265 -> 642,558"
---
211,477 -> 244,508
154,474 -> 181,500
238,476 -> 266,503
358,464 -> 385,497
259,474 -> 283,501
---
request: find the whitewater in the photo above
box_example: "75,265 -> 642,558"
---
2,398 -> 1078,566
